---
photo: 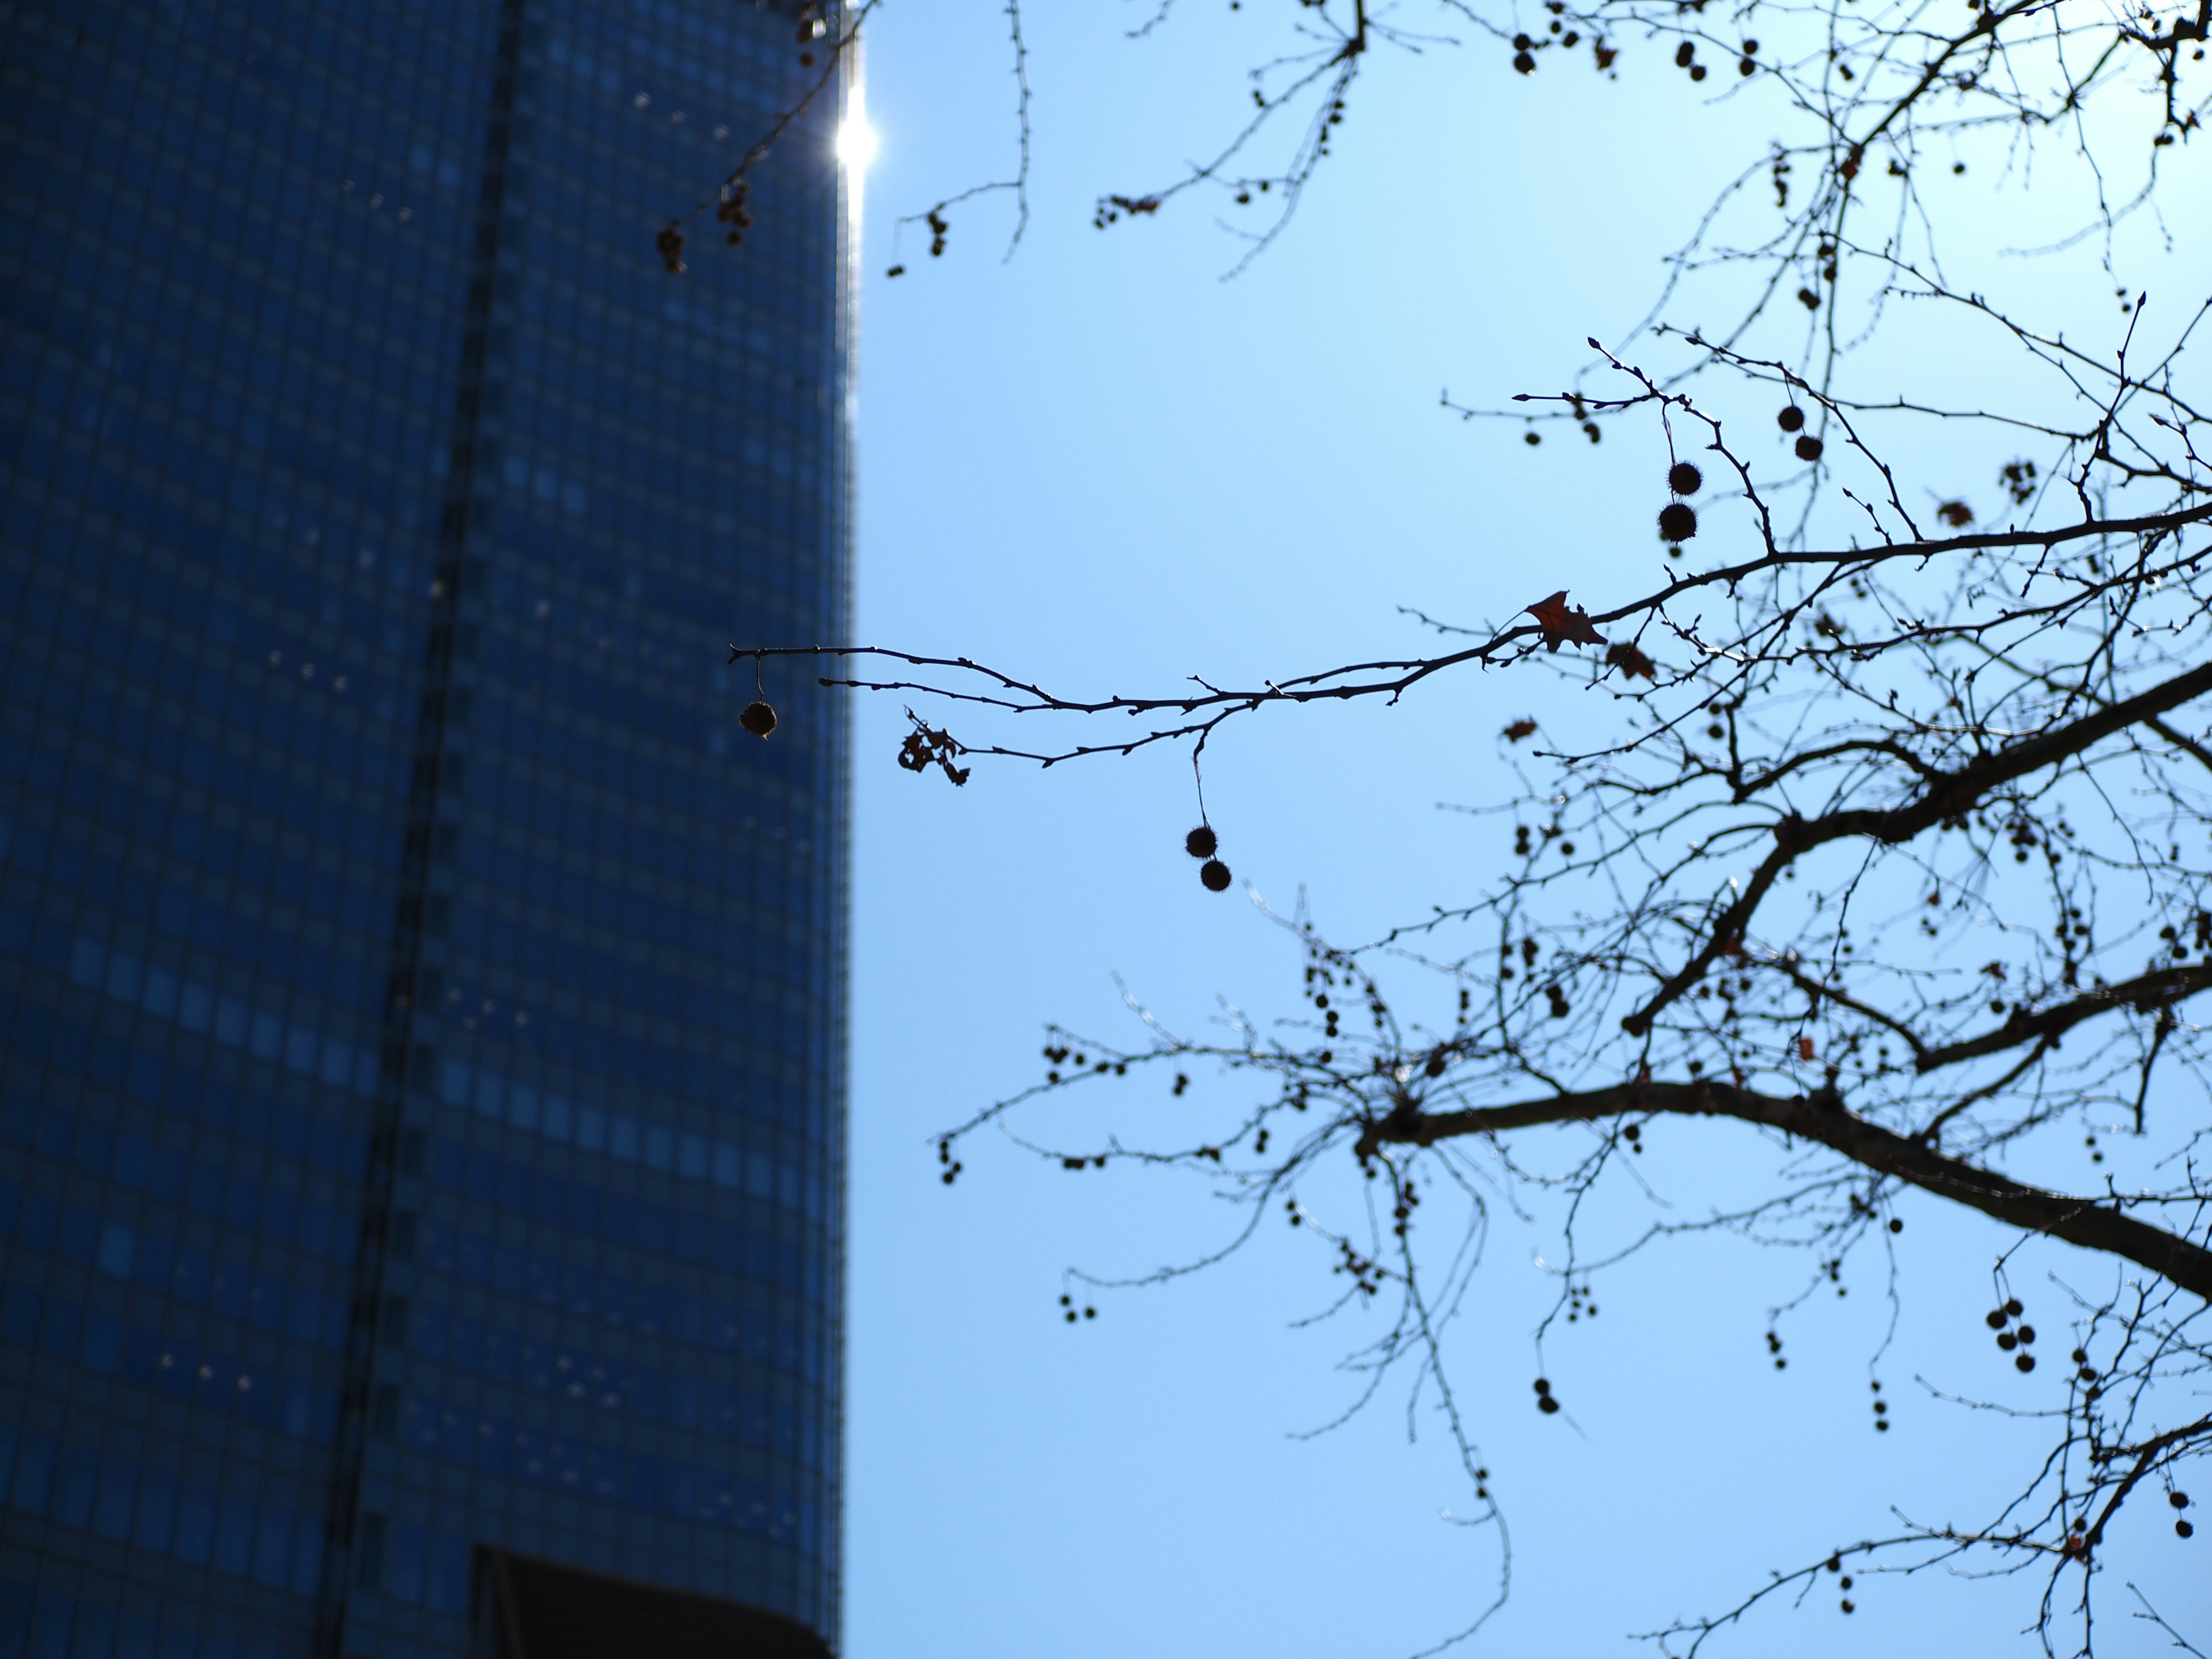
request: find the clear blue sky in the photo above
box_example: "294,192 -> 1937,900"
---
833,7 -> 2209,1655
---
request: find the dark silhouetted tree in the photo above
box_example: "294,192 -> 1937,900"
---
706,1 -> 2209,1649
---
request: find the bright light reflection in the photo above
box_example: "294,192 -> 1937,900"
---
835,96 -> 878,173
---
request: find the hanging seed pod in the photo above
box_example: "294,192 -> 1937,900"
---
740,700 -> 778,738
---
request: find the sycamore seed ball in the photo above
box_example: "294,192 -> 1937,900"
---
1200,859 -> 1233,893
1667,461 -> 1703,496
740,700 -> 778,738
1185,825 -> 1218,859
1658,502 -> 1699,543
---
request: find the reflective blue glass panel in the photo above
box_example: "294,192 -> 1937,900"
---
0,0 -> 850,1651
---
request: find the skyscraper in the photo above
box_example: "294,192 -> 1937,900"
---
0,1 -> 850,1653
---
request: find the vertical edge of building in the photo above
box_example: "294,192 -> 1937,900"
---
825,16 -> 860,1648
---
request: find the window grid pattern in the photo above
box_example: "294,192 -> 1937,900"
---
0,0 -> 850,1651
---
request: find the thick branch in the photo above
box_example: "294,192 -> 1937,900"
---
1796,658 -> 2212,849
1362,1081 -> 2212,1299
1916,963 -> 2212,1072
1623,658 -> 2212,1035
1622,846 -> 1794,1037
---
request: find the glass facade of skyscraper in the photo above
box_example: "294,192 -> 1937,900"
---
0,0 -> 850,1654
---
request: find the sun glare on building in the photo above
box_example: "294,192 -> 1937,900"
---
835,92 -> 877,173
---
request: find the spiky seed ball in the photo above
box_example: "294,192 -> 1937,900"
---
1537,1395 -> 1560,1414
1658,502 -> 1699,542
740,700 -> 778,738
1794,434 -> 1824,462
1777,404 -> 1806,432
1199,859 -> 1233,892
1185,825 -> 1218,859
1512,50 -> 1536,72
2014,1353 -> 2035,1372
1667,461 -> 1703,496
